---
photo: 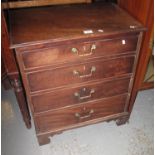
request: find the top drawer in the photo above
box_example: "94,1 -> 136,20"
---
19,35 -> 138,71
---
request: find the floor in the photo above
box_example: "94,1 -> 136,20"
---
2,88 -> 154,155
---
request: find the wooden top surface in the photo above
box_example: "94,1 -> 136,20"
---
9,3 -> 144,48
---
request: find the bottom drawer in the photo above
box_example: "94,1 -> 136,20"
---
35,94 -> 127,133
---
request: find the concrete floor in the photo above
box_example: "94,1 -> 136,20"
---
2,88 -> 154,155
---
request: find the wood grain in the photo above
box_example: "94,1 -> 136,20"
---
9,3 -> 144,48
2,11 -> 17,73
2,0 -> 92,9
20,35 -> 138,71
12,3 -> 145,145
118,0 -> 154,90
31,77 -> 131,113
118,0 -> 154,113
35,94 -> 127,133
26,55 -> 135,93
118,0 -> 151,25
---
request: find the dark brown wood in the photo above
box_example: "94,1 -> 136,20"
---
37,131 -> 63,145
25,55 -> 135,93
139,82 -> 154,90
118,0 -> 151,24
35,94 -> 127,133
2,0 -> 92,9
1,57 -> 12,89
2,11 -> 32,128
123,32 -> 144,113
31,77 -> 131,113
118,0 -> 154,90
118,0 -> 154,112
9,3 -> 145,48
1,75 -> 12,90
19,34 -> 138,71
9,74 -> 31,129
36,112 -> 128,145
8,3 -> 145,145
37,135 -> 51,146
116,115 -> 129,126
2,11 -> 17,73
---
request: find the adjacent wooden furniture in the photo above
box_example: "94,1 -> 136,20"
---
7,3 -> 145,145
118,0 -> 154,116
2,0 -> 91,9
2,11 -> 31,128
118,0 -> 154,90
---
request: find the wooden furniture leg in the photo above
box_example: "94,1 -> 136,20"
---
37,135 -> 51,145
10,74 -> 31,129
2,74 -> 12,90
116,115 -> 129,126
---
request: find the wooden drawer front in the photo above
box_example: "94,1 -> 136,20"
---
21,35 -> 138,70
32,77 -> 130,113
27,56 -> 135,93
35,94 -> 127,133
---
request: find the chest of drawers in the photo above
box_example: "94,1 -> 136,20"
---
8,3 -> 145,145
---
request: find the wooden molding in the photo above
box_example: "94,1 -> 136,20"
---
2,0 -> 92,9
139,82 -> 154,90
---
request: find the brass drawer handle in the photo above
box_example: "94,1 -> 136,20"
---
74,88 -> 95,100
75,109 -> 94,120
71,44 -> 96,57
73,66 -> 96,78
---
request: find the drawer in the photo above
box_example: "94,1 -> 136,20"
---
35,94 -> 127,133
20,35 -> 138,70
31,77 -> 131,113
27,55 -> 135,93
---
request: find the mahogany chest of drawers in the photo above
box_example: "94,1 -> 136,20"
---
8,3 -> 145,145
